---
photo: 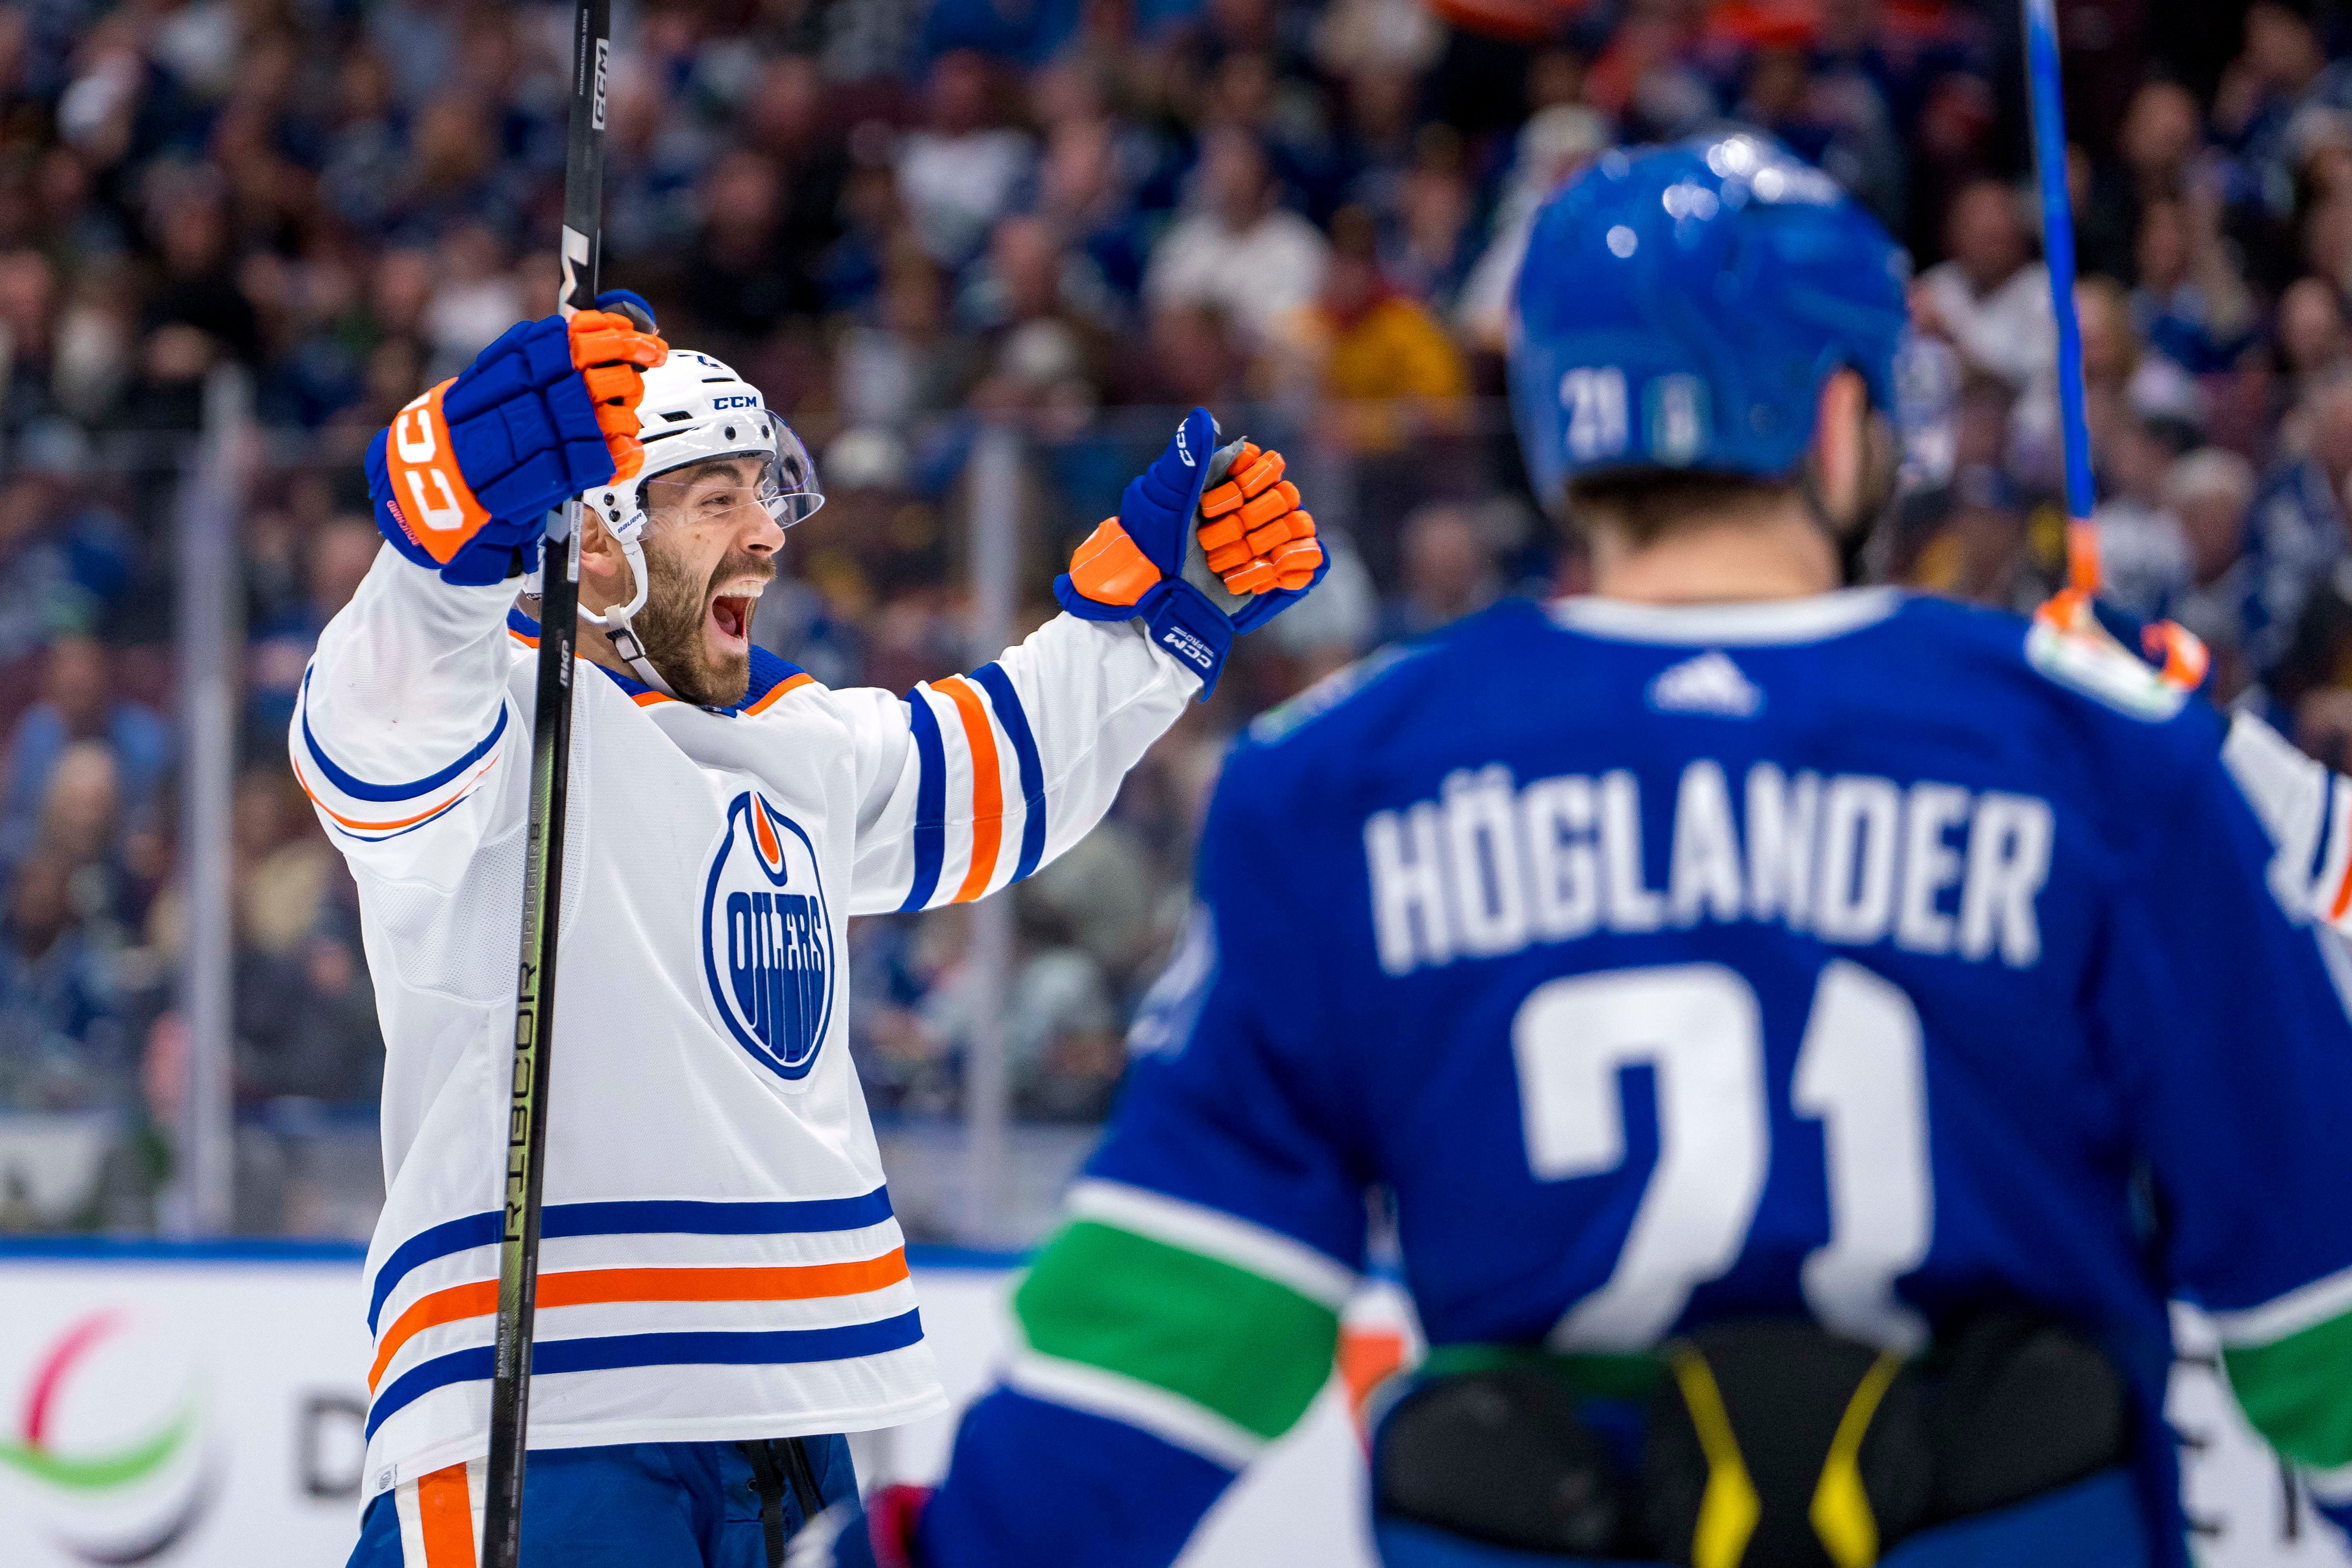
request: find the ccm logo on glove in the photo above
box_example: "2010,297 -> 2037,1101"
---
388,394 -> 484,539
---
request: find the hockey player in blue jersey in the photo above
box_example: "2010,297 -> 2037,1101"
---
798,134 -> 2352,1568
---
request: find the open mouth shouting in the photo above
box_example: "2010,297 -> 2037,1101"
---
707,581 -> 763,659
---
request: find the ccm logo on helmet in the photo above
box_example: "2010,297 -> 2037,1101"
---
711,394 -> 760,410
700,791 -> 834,1082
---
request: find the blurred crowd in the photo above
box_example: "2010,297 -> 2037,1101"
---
6,0 -> 2352,1229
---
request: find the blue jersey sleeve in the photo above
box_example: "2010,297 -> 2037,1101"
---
2099,709 -> 2352,1504
918,744 -> 1370,1567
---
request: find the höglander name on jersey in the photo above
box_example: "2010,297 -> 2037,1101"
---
702,790 -> 835,1080
1365,761 -> 2052,976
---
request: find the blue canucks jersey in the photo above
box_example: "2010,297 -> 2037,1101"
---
915,589 -> 2352,1568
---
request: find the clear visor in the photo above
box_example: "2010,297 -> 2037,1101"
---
639,423 -> 826,533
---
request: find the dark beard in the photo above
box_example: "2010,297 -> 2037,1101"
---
631,539 -> 775,707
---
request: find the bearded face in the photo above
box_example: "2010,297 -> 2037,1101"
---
626,456 -> 781,706
632,530 -> 776,706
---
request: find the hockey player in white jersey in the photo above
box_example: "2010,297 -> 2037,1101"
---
312,296 -> 1326,1568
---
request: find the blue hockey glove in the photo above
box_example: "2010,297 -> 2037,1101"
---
1056,408 -> 1329,695
366,307 -> 667,586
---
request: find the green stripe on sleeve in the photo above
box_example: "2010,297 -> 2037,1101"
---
2223,1309 -> 2352,1470
1014,1219 -> 1341,1443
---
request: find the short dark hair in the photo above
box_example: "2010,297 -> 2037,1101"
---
1563,468 -> 1799,548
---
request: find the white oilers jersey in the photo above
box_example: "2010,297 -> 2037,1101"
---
293,548 -> 1198,1502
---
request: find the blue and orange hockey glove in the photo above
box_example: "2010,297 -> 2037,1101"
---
1056,408 -> 1329,694
367,296 -> 667,586
1194,439 -> 1323,617
787,1485 -> 927,1568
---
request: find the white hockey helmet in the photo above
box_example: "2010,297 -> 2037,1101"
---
577,349 -> 823,694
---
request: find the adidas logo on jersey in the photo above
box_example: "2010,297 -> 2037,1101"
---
1647,651 -> 1763,717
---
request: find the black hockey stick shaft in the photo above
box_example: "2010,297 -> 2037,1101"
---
483,0 -> 609,1561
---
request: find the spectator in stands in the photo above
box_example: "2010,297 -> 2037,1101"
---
2244,375 -> 2352,682
1381,500 -> 1500,643
2165,447 -> 2260,699
247,515 -> 380,744
2081,80 -> 2205,285
0,635 -> 168,874
2218,2 -> 2332,232
0,845 -> 126,1110
0,249 -> 57,432
897,50 -> 1035,269
964,214 -> 1117,394
2013,278 -> 2200,499
1035,114 -> 1152,305
836,254 -> 976,428
1143,300 -> 1250,408
1290,205 -> 1468,452
1145,127 -> 1330,348
681,147 -> 823,354
1005,896 -> 1124,1123
2277,276 -> 2350,409
1915,179 -> 2053,392
1457,105 -> 1610,353
2132,193 -> 2258,374
2090,414 -> 2193,623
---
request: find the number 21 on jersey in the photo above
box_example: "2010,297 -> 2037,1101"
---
1512,960 -> 1931,1354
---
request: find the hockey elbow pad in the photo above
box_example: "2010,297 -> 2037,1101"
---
370,309 -> 667,586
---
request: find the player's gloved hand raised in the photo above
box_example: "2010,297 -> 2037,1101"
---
1056,407 -> 1329,695
367,291 -> 666,586
1194,439 -> 1322,605
785,1485 -> 927,1568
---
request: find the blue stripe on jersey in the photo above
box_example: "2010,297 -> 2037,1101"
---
972,662 -> 1047,883
899,688 -> 948,911
299,670 -> 509,803
364,1310 -> 927,1438
365,1188 -> 898,1334
742,645 -> 809,708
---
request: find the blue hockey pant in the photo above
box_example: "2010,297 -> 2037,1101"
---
348,1435 -> 855,1568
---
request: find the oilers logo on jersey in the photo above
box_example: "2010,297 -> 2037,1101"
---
702,789 -> 833,1080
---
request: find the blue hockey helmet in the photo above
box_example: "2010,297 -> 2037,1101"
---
1509,132 -> 1914,513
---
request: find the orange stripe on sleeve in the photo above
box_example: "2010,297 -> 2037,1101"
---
368,1250 -> 912,1391
294,757 -> 495,833
937,677 -> 1005,903
416,1462 -> 474,1568
744,672 -> 815,716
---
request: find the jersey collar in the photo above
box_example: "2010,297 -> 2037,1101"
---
505,606 -> 807,715
1546,587 -> 1902,646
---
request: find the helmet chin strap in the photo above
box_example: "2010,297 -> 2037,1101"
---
577,532 -> 679,698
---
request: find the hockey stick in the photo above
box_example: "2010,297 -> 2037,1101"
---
2020,0 -> 2098,594
2019,0 -> 2207,686
482,0 -> 610,1560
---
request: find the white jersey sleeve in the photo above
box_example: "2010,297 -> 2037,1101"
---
288,546 -> 527,889
827,615 -> 1200,915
